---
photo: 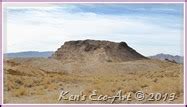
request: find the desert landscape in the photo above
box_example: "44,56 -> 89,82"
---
3,40 -> 184,104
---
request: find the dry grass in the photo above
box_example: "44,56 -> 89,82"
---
3,58 -> 183,104
11,86 -> 29,97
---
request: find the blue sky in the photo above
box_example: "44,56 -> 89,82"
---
4,3 -> 184,56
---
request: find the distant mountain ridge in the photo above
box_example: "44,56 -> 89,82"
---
4,51 -> 54,58
4,51 -> 183,64
149,53 -> 183,64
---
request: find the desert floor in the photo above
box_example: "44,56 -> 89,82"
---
3,58 -> 184,104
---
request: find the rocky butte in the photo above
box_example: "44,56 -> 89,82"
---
52,39 -> 147,63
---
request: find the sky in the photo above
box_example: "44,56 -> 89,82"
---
3,3 -> 184,56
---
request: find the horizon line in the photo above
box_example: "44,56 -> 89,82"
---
3,50 -> 184,57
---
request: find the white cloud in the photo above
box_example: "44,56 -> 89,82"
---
4,4 -> 184,56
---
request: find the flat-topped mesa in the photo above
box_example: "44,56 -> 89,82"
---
52,39 -> 147,63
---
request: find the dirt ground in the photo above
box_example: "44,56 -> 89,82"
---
3,58 -> 184,104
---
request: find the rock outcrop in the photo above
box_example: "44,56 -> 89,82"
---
52,39 -> 147,63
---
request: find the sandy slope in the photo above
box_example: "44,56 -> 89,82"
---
3,58 -> 183,104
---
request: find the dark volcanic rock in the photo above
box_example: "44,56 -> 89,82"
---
52,39 -> 147,63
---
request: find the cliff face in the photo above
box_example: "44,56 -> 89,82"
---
52,39 -> 147,63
